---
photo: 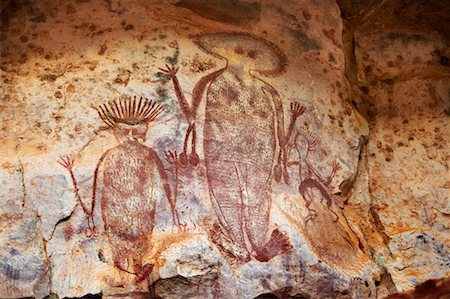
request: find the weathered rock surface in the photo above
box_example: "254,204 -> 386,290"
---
349,0 -> 450,292
385,278 -> 450,299
0,206 -> 49,298
0,0 -> 448,298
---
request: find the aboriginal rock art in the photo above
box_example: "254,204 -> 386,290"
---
161,32 -> 303,262
58,96 -> 179,283
284,107 -> 365,274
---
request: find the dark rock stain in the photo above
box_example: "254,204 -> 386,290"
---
285,27 -> 321,51
40,74 -> 61,82
174,0 -> 260,26
165,40 -> 180,65
0,259 -> 41,282
378,33 -> 431,50
121,19 -> 134,31
98,43 -> 107,55
29,11 -> 45,23
156,85 -> 169,102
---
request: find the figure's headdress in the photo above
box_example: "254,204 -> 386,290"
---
96,95 -> 163,127
192,31 -> 287,77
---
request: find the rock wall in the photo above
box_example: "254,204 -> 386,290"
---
0,0 -> 448,298
341,0 -> 450,293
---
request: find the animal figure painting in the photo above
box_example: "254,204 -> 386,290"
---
284,107 -> 364,274
59,96 -> 178,282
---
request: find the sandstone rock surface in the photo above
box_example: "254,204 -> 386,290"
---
0,0 -> 448,298
350,0 -> 450,292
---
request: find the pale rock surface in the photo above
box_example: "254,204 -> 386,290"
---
350,0 -> 450,292
0,0 -> 447,298
0,206 -> 49,298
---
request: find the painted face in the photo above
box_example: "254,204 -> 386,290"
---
113,122 -> 148,143
193,32 -> 287,76
234,46 -> 258,59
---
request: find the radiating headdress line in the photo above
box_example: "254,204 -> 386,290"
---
96,95 -> 164,127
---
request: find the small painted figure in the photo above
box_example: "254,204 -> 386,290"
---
284,106 -> 362,272
161,32 -> 303,262
59,96 -> 178,282
287,129 -> 341,223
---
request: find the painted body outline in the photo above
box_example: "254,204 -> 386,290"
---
282,104 -> 364,273
160,32 -> 306,262
58,96 -> 180,282
284,106 -> 341,223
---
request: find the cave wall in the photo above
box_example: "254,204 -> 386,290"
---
341,0 -> 450,292
0,0 -> 448,298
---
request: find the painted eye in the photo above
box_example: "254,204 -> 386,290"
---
234,46 -> 244,54
247,50 -> 257,59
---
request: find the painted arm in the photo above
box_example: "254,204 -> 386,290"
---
58,156 -> 90,216
262,83 -> 287,183
159,64 -> 225,119
191,68 -> 226,118
158,64 -> 193,123
325,161 -> 341,185
151,149 -> 180,228
262,84 -> 285,149
282,104 -> 306,183
58,155 -> 98,232
151,150 -> 173,207
307,160 -> 340,187
159,65 -> 225,120
286,102 -> 306,145
90,149 -> 112,231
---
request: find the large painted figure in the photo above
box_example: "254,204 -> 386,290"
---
59,96 -> 177,282
161,32 -> 303,262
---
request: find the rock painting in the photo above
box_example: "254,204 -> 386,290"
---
58,96 -> 179,283
284,107 -> 365,274
56,31 -> 363,286
161,32 -> 302,262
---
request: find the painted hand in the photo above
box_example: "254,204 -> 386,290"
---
331,160 -> 341,173
164,150 -> 178,165
303,131 -> 319,153
85,226 -> 98,237
58,155 -> 74,171
158,64 -> 179,78
291,102 -> 306,119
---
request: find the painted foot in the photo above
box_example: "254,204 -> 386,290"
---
329,209 -> 339,222
305,208 -> 318,225
135,263 -> 154,283
114,259 -> 135,276
253,229 -> 293,262
210,223 -> 250,263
